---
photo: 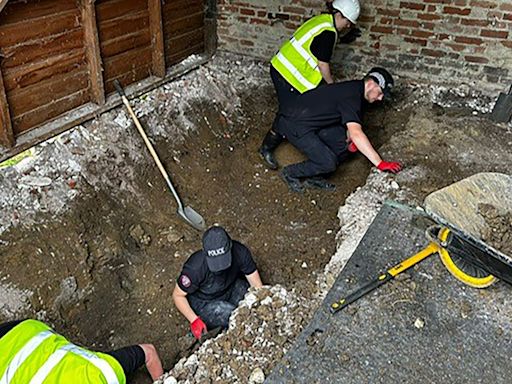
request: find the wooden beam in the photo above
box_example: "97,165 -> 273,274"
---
81,0 -> 105,105
0,65 -> 15,148
148,0 -> 166,78
0,0 -> 8,14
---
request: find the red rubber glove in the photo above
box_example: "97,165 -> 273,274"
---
377,161 -> 402,174
190,317 -> 207,340
347,141 -> 358,153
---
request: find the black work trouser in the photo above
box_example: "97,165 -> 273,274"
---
278,121 -> 349,178
270,66 -> 299,134
188,278 -> 249,330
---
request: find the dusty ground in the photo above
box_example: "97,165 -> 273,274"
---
0,53 -> 511,383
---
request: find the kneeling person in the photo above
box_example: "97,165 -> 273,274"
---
173,226 -> 263,340
0,319 -> 163,383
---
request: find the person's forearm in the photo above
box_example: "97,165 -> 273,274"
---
246,270 -> 263,288
173,294 -> 198,323
351,131 -> 382,166
139,344 -> 164,381
318,61 -> 334,84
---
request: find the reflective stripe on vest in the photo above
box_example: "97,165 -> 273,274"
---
0,331 -> 53,384
271,14 -> 337,93
28,344 -> 119,384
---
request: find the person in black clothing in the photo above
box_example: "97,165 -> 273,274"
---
259,0 -> 362,170
277,67 -> 403,193
172,226 -> 263,340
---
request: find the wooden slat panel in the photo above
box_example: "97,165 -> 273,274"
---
148,0 -> 165,78
0,9 -> 80,47
3,50 -> 86,91
167,43 -> 204,66
101,29 -> 151,58
96,0 -> 147,22
0,66 -> 14,147
165,28 -> 204,62
104,65 -> 152,94
9,70 -> 89,117
162,0 -> 202,17
98,9 -> 149,43
164,12 -> 203,37
82,0 -> 105,104
13,89 -> 90,134
103,46 -> 152,80
0,29 -> 83,70
0,0 -> 76,25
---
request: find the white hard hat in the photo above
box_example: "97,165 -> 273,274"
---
332,0 -> 360,24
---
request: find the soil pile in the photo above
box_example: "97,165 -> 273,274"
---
478,203 -> 512,256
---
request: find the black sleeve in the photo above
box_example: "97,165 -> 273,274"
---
310,30 -> 336,63
177,253 -> 205,294
340,102 -> 363,126
236,244 -> 257,275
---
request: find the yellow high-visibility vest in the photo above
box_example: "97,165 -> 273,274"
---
0,320 -> 126,384
271,14 -> 337,93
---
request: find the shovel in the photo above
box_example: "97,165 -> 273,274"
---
491,84 -> 512,123
114,80 -> 206,231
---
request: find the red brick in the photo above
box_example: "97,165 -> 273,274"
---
454,36 -> 483,45
404,37 -> 428,46
469,0 -> 497,8
421,48 -> 446,57
237,16 -> 248,22
382,44 -> 399,51
505,13 -> 512,21
379,17 -> 394,25
481,29 -> 509,38
257,10 -> 267,17
443,6 -> 471,15
282,6 -> 306,14
249,18 -> 269,25
240,8 -> 255,16
400,1 -> 426,10
370,25 -> 394,34
500,3 -> 512,11
358,15 -> 376,23
412,30 -> 434,38
424,0 -> 452,3
446,43 -> 466,51
460,18 -> 489,26
427,5 -> 436,11
394,18 -> 420,27
376,8 -> 400,16
454,0 -> 467,5
396,27 -> 411,35
421,22 -> 435,29
437,33 -> 450,40
240,39 -> 254,46
465,55 -> 489,63
418,13 -> 442,20
502,40 -> 512,48
284,21 -> 301,29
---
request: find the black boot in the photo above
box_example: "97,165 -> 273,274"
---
304,177 -> 336,191
280,168 -> 304,193
258,130 -> 284,170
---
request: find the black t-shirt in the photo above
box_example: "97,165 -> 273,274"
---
280,80 -> 365,135
310,30 -> 336,63
177,241 -> 257,301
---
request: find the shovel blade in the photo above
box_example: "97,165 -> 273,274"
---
178,206 -> 206,231
491,93 -> 512,123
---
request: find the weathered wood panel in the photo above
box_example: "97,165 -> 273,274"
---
0,65 -> 14,147
0,0 -> 208,151
162,0 -> 204,66
96,0 -> 152,92
0,0 -> 90,135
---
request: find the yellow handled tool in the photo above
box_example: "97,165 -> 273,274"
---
330,242 -> 440,314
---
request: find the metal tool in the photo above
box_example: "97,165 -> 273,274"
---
330,241 -> 440,314
491,84 -> 512,123
114,80 -> 206,231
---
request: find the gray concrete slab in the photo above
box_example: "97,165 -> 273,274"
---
267,201 -> 512,384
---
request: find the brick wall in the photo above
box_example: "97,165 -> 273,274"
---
217,0 -> 512,93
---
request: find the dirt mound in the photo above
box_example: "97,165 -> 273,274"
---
478,203 -> 512,256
